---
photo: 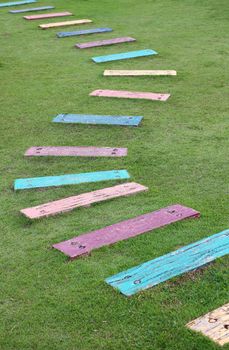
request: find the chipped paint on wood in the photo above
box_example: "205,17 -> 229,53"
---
39,19 -> 92,29
104,70 -> 177,76
92,49 -> 158,63
76,37 -> 136,49
90,89 -> 170,101
57,28 -> 113,38
9,6 -> 54,13
24,11 -> 72,20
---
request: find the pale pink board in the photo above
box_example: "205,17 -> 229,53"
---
53,204 -> 200,260
21,182 -> 148,219
90,89 -> 170,101
24,11 -> 72,20
75,37 -> 136,49
24,146 -> 127,157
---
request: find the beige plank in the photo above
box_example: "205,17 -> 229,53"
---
103,70 -> 177,76
39,19 -> 92,29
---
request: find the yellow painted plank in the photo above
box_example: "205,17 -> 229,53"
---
39,19 -> 92,29
103,70 -> 177,76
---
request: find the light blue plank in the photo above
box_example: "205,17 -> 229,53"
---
0,0 -> 36,7
53,114 -> 143,126
57,28 -> 113,38
9,6 -> 54,13
106,229 -> 229,296
92,49 -> 158,63
14,170 -> 130,190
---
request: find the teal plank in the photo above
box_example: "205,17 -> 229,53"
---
0,0 -> 36,7
9,6 -> 54,13
14,170 -> 130,190
106,229 -> 229,296
92,49 -> 158,63
53,114 -> 143,126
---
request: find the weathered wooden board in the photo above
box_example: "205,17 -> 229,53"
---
53,204 -> 200,259
9,6 -> 54,13
92,49 -> 158,63
187,303 -> 229,346
53,113 -> 143,126
104,70 -> 177,76
14,169 -> 130,190
21,182 -> 147,219
24,11 -> 72,20
106,229 -> 229,296
0,0 -> 36,7
90,89 -> 170,101
57,27 -> 113,38
76,37 -> 136,49
24,146 -> 127,157
39,19 -> 92,29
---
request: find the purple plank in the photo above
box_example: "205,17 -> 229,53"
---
53,204 -> 200,260
75,36 -> 136,49
90,89 -> 170,101
24,146 -> 127,157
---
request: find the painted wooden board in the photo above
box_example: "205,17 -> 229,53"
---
21,182 -> 147,219
92,49 -> 158,63
53,114 -> 143,126
57,27 -> 113,38
9,6 -> 54,13
39,19 -> 92,29
90,89 -> 170,102
24,146 -> 127,157
0,0 -> 36,7
24,11 -> 72,20
14,170 -> 130,190
104,70 -> 177,76
76,37 -> 136,49
106,229 -> 229,296
53,204 -> 200,259
186,303 -> 229,346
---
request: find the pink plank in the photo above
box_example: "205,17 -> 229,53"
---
90,89 -> 170,101
24,146 -> 127,157
76,36 -> 136,49
21,182 -> 148,219
53,204 -> 200,260
24,11 -> 72,20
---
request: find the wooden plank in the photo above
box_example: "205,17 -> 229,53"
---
39,19 -> 92,29
14,170 -> 130,190
52,113 -> 143,126
0,0 -> 36,7
92,49 -> 158,63
24,11 -> 72,20
21,182 -> 147,219
57,27 -> 113,38
76,37 -> 136,49
186,304 -> 229,346
90,89 -> 170,101
9,6 -> 54,13
104,70 -> 177,76
53,204 -> 200,260
106,229 -> 229,296
24,146 -> 127,157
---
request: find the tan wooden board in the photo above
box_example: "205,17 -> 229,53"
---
39,19 -> 92,29
103,70 -> 177,76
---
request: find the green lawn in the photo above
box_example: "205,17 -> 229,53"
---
0,0 -> 228,349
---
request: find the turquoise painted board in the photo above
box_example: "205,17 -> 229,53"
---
92,49 -> 158,63
106,229 -> 229,296
14,170 -> 130,190
57,28 -> 113,38
53,114 -> 143,126
0,0 -> 36,7
9,6 -> 54,13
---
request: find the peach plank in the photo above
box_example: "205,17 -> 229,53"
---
39,19 -> 92,29
103,70 -> 177,76
24,12 -> 72,20
90,89 -> 170,101
76,37 -> 135,49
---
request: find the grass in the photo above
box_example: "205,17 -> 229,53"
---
0,0 -> 228,349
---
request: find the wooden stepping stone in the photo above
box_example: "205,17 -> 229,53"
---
186,303 -> 229,346
21,182 -> 147,219
92,49 -> 158,63
104,70 -> 177,76
9,6 -> 54,13
57,27 -> 113,38
0,0 -> 36,7
106,229 -> 229,296
76,37 -> 136,49
53,113 -> 143,126
53,204 -> 200,260
24,146 -> 127,157
39,19 -> 92,29
24,11 -> 72,20
14,169 -> 130,190
90,89 -> 170,102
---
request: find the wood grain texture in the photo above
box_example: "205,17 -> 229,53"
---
24,12 -> 72,20
0,0 -> 36,7
90,89 -> 170,101
76,37 -> 136,49
187,303 -> 229,346
53,204 -> 200,260
106,229 -> 229,296
9,6 -> 54,13
92,49 -> 158,63
57,28 -> 113,38
39,19 -> 92,29
104,70 -> 177,76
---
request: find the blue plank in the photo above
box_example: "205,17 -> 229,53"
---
0,0 -> 36,7
57,28 -> 113,38
92,49 -> 158,63
106,229 -> 229,296
14,170 -> 130,190
9,6 -> 54,13
53,114 -> 143,126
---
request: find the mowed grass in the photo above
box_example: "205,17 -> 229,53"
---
0,0 -> 228,349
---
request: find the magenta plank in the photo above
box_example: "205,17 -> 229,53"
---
90,89 -> 170,101
24,146 -> 127,157
23,11 -> 72,20
75,36 -> 136,49
53,204 -> 200,260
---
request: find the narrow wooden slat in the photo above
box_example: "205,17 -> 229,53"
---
0,0 -> 36,7
106,229 -> 229,296
104,70 -> 177,76
76,37 -> 136,49
90,89 -> 170,101
57,27 -> 113,38
53,204 -> 200,259
21,182 -> 147,219
24,11 -> 72,20
9,6 -> 54,13
186,304 -> 229,346
92,49 -> 158,63
14,170 -> 130,190
39,19 -> 92,29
